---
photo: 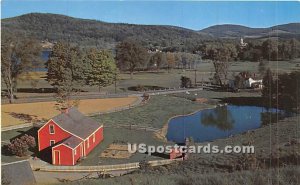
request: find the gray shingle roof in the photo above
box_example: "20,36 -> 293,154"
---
52,107 -> 102,139
62,136 -> 82,149
2,160 -> 36,185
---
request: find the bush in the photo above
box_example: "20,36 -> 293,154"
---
7,134 -> 36,157
181,76 -> 192,88
139,160 -> 151,171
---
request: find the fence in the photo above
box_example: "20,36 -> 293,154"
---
105,124 -> 159,132
2,87 -> 203,104
1,123 -> 34,132
38,158 -> 183,172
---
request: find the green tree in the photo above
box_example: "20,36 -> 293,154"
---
180,76 -> 192,88
261,39 -> 278,60
262,69 -> 274,101
258,61 -> 269,77
1,37 -> 42,103
116,40 -> 149,79
84,49 -> 117,92
46,42 -> 84,109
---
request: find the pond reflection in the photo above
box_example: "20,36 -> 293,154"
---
201,106 -> 234,131
166,105 -> 289,143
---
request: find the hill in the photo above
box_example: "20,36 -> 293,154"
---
1,13 -> 211,50
2,13 -> 300,50
200,23 -> 300,39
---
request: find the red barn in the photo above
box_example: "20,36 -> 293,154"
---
38,107 -> 103,165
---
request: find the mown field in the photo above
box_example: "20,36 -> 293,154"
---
1,97 -> 137,127
2,60 -> 299,98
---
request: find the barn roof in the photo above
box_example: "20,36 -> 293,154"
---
52,107 -> 102,139
2,160 -> 36,185
62,136 -> 82,149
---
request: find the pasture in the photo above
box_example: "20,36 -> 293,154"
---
2,60 -> 299,99
1,97 -> 138,127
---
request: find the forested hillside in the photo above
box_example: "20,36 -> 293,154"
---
1,13 -> 211,50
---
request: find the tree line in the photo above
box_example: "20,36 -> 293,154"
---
237,38 -> 300,61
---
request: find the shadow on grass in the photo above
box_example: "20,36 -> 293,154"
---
142,151 -> 170,159
5,112 -> 47,124
4,126 -> 52,163
218,97 -> 266,107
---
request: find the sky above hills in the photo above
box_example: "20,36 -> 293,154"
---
2,1 -> 300,30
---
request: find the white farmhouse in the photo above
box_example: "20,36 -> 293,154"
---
244,78 -> 263,89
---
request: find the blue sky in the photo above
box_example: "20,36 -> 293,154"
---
2,1 -> 300,30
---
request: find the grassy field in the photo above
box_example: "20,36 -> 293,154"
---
1,97 -> 137,127
94,90 -> 259,129
2,60 -> 299,98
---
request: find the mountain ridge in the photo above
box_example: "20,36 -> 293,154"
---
2,13 -> 300,49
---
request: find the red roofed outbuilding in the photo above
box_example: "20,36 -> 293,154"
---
38,107 -> 103,165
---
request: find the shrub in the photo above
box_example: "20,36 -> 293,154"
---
7,134 -> 36,157
180,76 -> 192,88
139,160 -> 151,171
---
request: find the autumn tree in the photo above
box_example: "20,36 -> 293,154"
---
84,48 -> 117,92
46,42 -> 84,109
7,134 -> 36,157
200,43 -> 237,86
166,52 -> 175,72
148,52 -> 166,70
116,40 -> 148,79
1,37 -> 42,103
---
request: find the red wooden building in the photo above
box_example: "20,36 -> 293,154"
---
38,107 -> 103,165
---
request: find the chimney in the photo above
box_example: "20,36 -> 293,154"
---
61,107 -> 69,114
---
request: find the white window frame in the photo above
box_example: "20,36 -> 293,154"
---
49,125 -> 55,134
93,133 -> 95,143
87,139 -> 90,148
74,148 -> 77,155
50,140 -> 55,146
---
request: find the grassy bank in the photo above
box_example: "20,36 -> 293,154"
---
93,95 -> 214,129
55,166 -> 300,185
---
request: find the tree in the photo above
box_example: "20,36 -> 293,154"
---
116,40 -> 149,79
258,61 -> 269,77
1,37 -> 42,103
84,48 -> 117,92
261,39 -> 278,61
262,70 -> 300,111
200,43 -> 237,86
166,52 -> 175,72
148,52 -> 166,70
180,76 -> 192,88
262,69 -> 274,102
7,134 -> 36,157
46,42 -> 84,109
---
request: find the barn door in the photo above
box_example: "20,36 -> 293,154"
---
54,150 -> 60,165
80,144 -> 84,157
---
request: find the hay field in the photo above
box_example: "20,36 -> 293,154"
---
1,97 -> 137,127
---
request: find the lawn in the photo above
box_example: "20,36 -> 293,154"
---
3,60 -> 299,98
1,97 -> 138,127
80,127 -> 166,166
1,126 -> 166,165
93,90 -> 260,129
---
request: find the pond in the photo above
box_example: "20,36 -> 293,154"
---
166,105 -> 290,143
